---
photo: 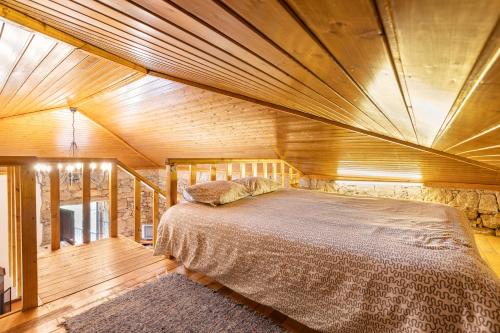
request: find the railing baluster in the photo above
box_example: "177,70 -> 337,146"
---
226,164 -> 232,181
190,164 -> 197,185
153,191 -> 159,246
82,164 -> 91,244
109,163 -> 118,237
134,178 -> 141,242
50,165 -> 60,250
210,164 -> 217,181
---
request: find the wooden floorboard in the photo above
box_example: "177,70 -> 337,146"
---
0,234 -> 498,333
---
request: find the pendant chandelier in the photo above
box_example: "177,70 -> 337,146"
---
35,107 -> 112,187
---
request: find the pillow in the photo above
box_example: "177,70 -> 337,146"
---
232,177 -> 279,196
183,180 -> 250,206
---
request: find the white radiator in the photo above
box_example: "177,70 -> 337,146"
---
142,224 -> 153,240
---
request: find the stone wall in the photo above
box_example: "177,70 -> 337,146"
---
300,176 -> 500,236
38,168 -> 167,246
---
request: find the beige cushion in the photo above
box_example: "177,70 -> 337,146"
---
183,180 -> 250,206
233,177 -> 279,196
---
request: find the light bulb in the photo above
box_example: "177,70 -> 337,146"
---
90,163 -> 97,170
57,163 -> 63,170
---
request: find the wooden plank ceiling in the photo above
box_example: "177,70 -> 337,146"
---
0,1 -> 498,183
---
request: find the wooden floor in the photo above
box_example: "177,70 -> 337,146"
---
0,234 -> 499,333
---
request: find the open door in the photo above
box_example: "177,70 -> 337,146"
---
60,208 -> 75,245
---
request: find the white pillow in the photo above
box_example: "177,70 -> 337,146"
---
232,177 -> 279,196
183,180 -> 250,206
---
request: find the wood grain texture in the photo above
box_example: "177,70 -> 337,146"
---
20,165 -> 37,310
133,178 -> 141,242
0,109 -> 155,167
49,166 -> 60,250
76,76 -> 500,184
152,190 -> 159,246
108,163 -> 118,237
81,165 -> 90,244
0,2 -> 498,183
0,18 -> 139,119
1,0 -> 497,156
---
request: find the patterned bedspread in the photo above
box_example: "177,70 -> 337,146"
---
154,189 -> 500,332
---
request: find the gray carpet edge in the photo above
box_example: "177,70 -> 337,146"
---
62,273 -> 286,333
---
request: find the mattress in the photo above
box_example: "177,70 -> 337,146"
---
154,189 -> 500,332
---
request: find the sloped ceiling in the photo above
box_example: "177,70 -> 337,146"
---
0,1 -> 499,184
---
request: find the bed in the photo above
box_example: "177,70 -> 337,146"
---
154,188 -> 500,332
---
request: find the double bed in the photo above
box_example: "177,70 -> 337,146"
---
154,188 -> 500,332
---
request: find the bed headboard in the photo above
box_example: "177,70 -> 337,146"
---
165,158 -> 302,206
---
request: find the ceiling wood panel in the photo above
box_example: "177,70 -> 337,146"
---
0,109 -> 155,167
0,1 -> 498,183
0,0 -> 386,133
1,0 -> 497,154
433,47 -> 500,153
74,75 -> 500,185
377,0 -> 499,147
285,0 -> 417,142
0,17 -> 140,118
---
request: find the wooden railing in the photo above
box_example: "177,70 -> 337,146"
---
38,158 -> 167,247
1,156 -> 168,311
1,156 -> 300,311
1,157 -> 37,311
165,158 -> 302,206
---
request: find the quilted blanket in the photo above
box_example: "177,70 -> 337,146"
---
154,189 -> 500,332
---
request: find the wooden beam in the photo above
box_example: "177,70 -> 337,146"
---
20,165 -> 37,310
167,158 -> 281,165
190,164 -> 197,185
152,191 -> 159,247
0,156 -> 37,166
280,161 -> 285,187
7,168 -> 12,280
210,165 -> 217,181
272,163 -> 277,182
50,167 -> 60,251
424,182 -> 500,191
109,163 -> 118,238
167,163 -> 177,207
116,160 -> 166,197
226,164 -> 232,181
14,166 -> 21,290
82,165 -> 91,244
134,178 -> 141,242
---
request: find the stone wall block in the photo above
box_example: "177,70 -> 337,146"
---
464,209 -> 478,220
449,191 -> 479,209
482,214 -> 500,229
478,194 -> 499,214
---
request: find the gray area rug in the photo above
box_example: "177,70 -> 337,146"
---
64,273 -> 285,333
